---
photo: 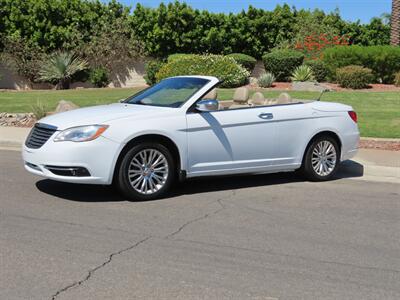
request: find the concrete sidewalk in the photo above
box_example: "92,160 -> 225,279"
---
1,126 -> 399,183
0,126 -> 30,150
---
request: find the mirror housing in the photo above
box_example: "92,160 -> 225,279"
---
196,99 -> 219,112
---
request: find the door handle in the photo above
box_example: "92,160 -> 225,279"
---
258,113 -> 273,120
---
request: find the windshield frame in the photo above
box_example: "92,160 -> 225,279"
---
123,77 -> 211,108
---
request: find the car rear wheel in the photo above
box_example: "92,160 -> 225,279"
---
116,143 -> 175,201
302,136 -> 340,181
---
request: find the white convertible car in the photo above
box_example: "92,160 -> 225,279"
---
23,76 -> 359,200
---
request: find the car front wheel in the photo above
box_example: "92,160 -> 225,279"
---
302,136 -> 340,181
116,143 -> 175,201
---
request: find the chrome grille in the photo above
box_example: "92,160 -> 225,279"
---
25,123 -> 57,149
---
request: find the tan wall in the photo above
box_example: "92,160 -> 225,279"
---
0,60 -> 148,90
108,60 -> 147,88
0,64 -> 31,90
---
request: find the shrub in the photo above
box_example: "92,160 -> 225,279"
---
262,50 -> 304,81
304,60 -> 329,82
89,67 -> 110,87
144,60 -> 165,85
226,53 -> 257,72
323,46 -> 400,83
156,54 -> 250,88
291,65 -> 315,82
31,101 -> 48,120
257,73 -> 275,87
294,33 -> 349,60
167,53 -> 196,62
336,65 -> 373,89
395,72 -> 400,87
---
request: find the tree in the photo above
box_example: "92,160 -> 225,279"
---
39,51 -> 88,89
1,35 -> 45,84
391,0 -> 400,45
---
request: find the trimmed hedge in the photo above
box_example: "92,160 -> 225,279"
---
336,65 -> 373,89
262,50 -> 304,81
323,46 -> 400,84
304,60 -> 329,82
226,53 -> 257,72
156,54 -> 250,88
144,60 -> 165,85
167,53 -> 196,62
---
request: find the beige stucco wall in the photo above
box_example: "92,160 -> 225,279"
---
0,64 -> 31,90
108,59 -> 147,88
0,60 -> 147,90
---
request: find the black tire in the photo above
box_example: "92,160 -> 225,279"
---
301,135 -> 340,181
116,142 -> 175,201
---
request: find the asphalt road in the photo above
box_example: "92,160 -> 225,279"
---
1,149 -> 399,300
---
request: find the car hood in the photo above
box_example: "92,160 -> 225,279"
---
39,103 -> 172,130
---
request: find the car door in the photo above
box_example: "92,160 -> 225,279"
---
265,102 -> 314,167
185,107 -> 278,177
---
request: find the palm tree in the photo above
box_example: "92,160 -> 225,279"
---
39,51 -> 88,89
391,0 -> 400,45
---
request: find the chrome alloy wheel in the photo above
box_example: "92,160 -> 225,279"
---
128,149 -> 169,195
311,140 -> 337,177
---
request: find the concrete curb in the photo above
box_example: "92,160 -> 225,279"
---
360,137 -> 400,142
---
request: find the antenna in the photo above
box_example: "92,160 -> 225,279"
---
317,89 -> 328,101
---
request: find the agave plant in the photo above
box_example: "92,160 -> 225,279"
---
257,72 -> 275,88
291,65 -> 315,82
39,51 -> 88,89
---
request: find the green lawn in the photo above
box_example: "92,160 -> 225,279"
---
0,88 -> 399,138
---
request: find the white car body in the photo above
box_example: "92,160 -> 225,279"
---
23,76 -> 359,185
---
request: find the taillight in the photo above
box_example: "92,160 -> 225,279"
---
348,111 -> 357,123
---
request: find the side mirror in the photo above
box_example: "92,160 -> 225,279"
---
196,99 -> 219,112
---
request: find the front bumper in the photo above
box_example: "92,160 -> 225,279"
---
22,135 -> 122,185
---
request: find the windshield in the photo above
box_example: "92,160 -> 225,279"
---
125,77 -> 210,108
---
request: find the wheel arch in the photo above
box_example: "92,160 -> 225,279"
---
112,134 -> 183,184
301,130 -> 342,165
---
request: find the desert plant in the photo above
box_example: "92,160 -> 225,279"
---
89,67 -> 110,87
257,73 -> 275,87
156,54 -> 249,88
144,60 -> 165,85
262,50 -> 304,81
304,60 -> 329,82
39,51 -> 88,89
291,65 -> 315,82
226,53 -> 257,72
336,65 -> 373,89
30,100 -> 48,120
394,71 -> 400,86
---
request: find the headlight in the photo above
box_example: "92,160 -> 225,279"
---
54,125 -> 109,142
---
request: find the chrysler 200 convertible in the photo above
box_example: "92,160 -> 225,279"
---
23,76 -> 359,200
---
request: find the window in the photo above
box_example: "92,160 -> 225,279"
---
125,77 -> 210,108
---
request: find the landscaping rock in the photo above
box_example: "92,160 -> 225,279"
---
0,113 -> 35,127
55,100 -> 79,113
292,81 -> 333,92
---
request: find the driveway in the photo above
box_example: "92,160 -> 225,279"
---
0,149 -> 399,299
